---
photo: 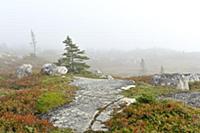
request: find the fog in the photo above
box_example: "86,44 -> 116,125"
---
1,0 -> 200,52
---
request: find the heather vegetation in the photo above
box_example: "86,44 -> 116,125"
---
105,100 -> 200,133
0,74 -> 76,132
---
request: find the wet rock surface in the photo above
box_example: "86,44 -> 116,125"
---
43,77 -> 135,133
160,92 -> 200,107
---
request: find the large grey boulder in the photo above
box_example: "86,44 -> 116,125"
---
41,64 -> 57,75
152,73 -> 200,90
16,64 -> 32,79
41,64 -> 68,75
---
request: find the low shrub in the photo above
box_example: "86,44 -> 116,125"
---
106,100 -> 200,132
136,94 -> 156,104
0,112 -> 53,133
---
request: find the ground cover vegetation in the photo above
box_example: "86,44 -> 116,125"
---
0,74 -> 76,133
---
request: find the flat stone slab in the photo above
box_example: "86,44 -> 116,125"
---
44,77 -> 135,133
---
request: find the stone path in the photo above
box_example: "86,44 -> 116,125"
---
44,77 -> 135,133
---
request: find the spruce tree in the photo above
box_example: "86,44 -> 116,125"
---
58,36 -> 90,73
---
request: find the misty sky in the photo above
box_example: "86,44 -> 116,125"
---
1,0 -> 200,52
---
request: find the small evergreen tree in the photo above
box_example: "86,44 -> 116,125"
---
57,36 -> 90,73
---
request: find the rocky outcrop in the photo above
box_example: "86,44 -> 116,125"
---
152,73 -> 200,90
160,92 -> 200,108
16,64 -> 32,79
43,77 -> 135,133
41,64 -> 68,75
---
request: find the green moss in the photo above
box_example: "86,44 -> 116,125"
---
123,82 -> 179,99
36,92 -> 67,113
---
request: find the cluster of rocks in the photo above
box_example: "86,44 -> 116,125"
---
152,73 -> 200,90
41,64 -> 68,75
16,64 -> 114,80
16,63 -> 68,79
92,69 -> 114,80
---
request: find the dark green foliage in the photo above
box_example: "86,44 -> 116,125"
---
136,94 -> 156,104
57,36 -> 90,73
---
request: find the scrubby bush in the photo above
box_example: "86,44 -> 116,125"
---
0,112 -> 53,133
106,100 -> 200,132
136,94 -> 156,104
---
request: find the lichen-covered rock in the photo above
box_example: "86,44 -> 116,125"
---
16,64 -> 32,79
41,64 -> 68,75
160,92 -> 200,108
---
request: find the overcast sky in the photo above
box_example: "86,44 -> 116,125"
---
1,0 -> 200,52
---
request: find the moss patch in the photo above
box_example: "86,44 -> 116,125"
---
36,92 -> 67,113
123,82 -> 179,99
